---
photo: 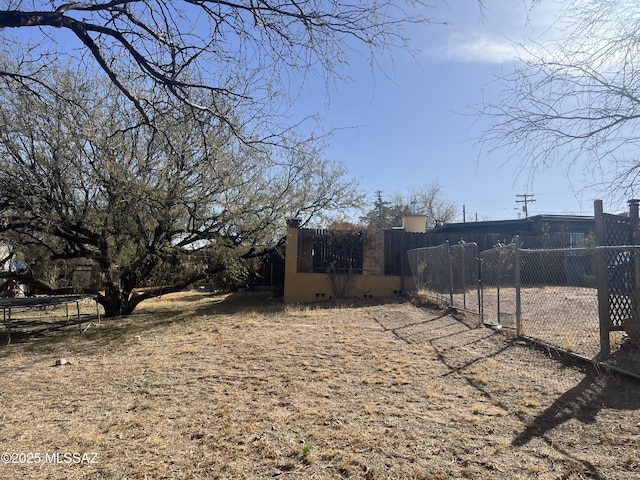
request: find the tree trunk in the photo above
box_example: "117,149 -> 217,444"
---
96,268 -> 219,317
101,286 -> 126,318
96,267 -> 138,317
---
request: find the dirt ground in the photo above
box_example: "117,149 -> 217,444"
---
427,285 -> 640,376
1,292 -> 640,479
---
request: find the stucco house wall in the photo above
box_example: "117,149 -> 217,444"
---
284,225 -> 412,304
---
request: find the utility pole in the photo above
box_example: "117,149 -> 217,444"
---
516,194 -> 535,218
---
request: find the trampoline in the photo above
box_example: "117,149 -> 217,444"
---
0,294 -> 101,344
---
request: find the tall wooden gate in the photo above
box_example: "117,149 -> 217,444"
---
594,199 -> 640,355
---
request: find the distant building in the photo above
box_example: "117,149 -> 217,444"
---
428,214 -> 595,248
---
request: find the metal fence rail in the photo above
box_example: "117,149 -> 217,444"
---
406,240 -> 640,378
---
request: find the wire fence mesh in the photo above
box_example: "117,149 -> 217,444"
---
406,241 -> 640,378
406,242 -> 481,325
406,243 -> 450,305
478,244 -> 517,329
514,248 -> 600,359
450,242 -> 480,314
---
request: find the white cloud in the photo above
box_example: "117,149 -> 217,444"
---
421,0 -> 566,65
434,31 -> 520,64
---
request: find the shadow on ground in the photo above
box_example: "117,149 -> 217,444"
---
369,299 -> 640,480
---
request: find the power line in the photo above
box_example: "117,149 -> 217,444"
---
516,194 -> 535,218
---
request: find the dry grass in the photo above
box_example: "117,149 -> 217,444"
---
444,285 -> 640,376
0,291 -> 639,479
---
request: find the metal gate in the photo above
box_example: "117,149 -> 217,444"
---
406,241 -> 480,316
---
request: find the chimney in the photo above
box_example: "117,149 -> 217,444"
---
402,214 -> 427,233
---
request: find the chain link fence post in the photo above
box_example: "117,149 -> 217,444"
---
479,252 -> 484,323
594,199 -> 611,357
460,241 -> 467,310
446,240 -> 454,306
515,235 -> 522,337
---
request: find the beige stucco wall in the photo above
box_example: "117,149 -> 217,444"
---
401,215 -> 427,233
284,226 -> 413,304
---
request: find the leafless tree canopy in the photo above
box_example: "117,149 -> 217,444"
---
361,183 -> 456,229
479,0 -> 640,198
0,0 -> 428,142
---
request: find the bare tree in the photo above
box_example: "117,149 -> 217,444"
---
0,0 -> 430,144
407,183 -> 457,227
479,0 -> 640,199
361,182 -> 456,229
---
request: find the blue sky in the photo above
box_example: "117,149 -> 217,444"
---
2,1 -> 626,222
295,0 -> 625,222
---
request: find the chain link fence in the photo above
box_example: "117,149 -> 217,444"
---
450,242 -> 480,315
478,244 -> 517,330
406,242 -> 480,325
407,241 -> 640,378
406,243 -> 449,305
